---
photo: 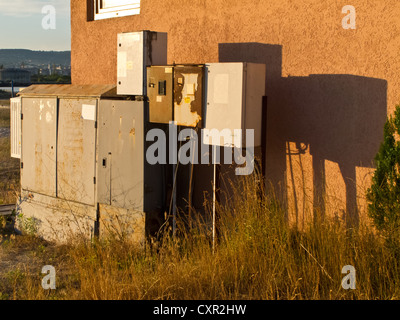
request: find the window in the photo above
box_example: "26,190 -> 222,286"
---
94,0 -> 140,20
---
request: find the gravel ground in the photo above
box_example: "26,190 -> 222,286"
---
0,127 -> 10,138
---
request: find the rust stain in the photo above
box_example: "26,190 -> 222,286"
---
174,65 -> 204,128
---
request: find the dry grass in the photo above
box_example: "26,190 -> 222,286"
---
0,108 -> 20,205
0,104 -> 398,299
0,108 -> 10,127
0,172 -> 399,300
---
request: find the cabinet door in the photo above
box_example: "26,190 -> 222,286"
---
174,65 -> 204,128
21,97 -> 57,197
148,66 -> 173,124
204,63 -> 245,148
57,98 -> 97,206
97,100 -> 144,211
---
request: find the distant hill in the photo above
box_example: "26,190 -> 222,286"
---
0,49 -> 70,68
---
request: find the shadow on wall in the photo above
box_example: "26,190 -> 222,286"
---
219,43 -> 388,226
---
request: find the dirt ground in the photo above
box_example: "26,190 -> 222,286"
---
0,241 -> 41,274
0,127 -> 10,138
0,234 -> 57,281
0,106 -> 10,138
0,101 -> 10,108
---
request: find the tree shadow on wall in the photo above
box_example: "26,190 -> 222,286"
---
219,43 -> 387,226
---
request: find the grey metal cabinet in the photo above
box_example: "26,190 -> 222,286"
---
18,85 -> 165,228
97,100 -> 145,211
57,98 -> 98,206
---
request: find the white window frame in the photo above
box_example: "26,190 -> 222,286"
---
94,0 -> 140,20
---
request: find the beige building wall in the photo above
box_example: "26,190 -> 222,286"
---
71,0 -> 399,227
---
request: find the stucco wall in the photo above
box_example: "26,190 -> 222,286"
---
71,0 -> 400,226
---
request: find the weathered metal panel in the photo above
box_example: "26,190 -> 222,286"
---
57,98 -> 97,206
97,100 -> 144,211
147,66 -> 173,124
21,97 -> 57,197
174,65 -> 204,128
18,84 -> 117,98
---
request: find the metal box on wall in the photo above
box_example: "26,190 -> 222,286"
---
203,62 -> 266,148
147,65 -> 204,128
117,31 -> 168,96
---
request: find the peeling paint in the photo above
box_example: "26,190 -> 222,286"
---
174,66 -> 204,128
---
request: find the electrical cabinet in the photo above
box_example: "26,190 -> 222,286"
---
147,66 -> 174,124
18,84 -> 164,212
147,64 -> 204,128
203,62 -> 266,148
117,31 -> 168,96
16,84 -> 166,242
97,100 -> 164,213
18,85 -> 114,204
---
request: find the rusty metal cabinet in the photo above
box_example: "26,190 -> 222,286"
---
174,65 -> 204,128
147,66 -> 174,124
147,65 -> 204,128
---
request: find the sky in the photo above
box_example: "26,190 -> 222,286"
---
0,0 -> 71,51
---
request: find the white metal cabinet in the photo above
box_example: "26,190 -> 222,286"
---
117,31 -> 168,96
203,62 -> 266,148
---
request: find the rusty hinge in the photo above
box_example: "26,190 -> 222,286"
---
21,113 -> 23,120
93,177 -> 96,185
21,162 -> 23,169
94,121 -> 97,129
